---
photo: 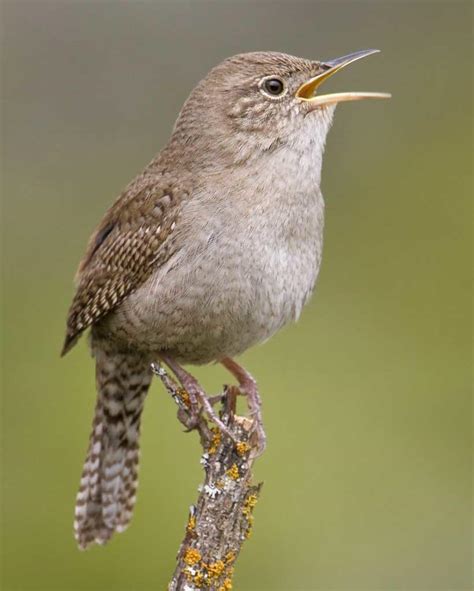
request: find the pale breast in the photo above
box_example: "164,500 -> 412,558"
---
106,132 -> 327,364
105,181 -> 324,364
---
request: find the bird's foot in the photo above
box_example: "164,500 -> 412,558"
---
221,357 -> 266,456
158,355 -> 237,443
208,393 -> 225,407
151,361 -> 201,430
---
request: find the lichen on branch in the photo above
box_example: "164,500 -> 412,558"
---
152,364 -> 263,591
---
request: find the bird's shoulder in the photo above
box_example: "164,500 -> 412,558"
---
62,166 -> 191,355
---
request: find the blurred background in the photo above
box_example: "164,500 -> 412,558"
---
1,1 -> 471,590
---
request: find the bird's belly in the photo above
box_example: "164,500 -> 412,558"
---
107,233 -> 322,365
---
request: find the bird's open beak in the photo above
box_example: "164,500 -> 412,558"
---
296,49 -> 391,107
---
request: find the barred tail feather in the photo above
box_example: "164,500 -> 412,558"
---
74,348 -> 152,549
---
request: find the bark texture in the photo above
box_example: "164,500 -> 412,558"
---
152,364 -> 263,591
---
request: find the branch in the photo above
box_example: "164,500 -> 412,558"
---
152,363 -> 263,591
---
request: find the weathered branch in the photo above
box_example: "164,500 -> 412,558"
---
152,363 -> 263,591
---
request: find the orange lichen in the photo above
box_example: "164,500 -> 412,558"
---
242,492 -> 259,538
193,571 -> 205,586
235,441 -> 251,456
218,577 -> 233,590
206,560 -> 226,578
243,494 -> 258,512
184,547 -> 201,566
208,426 -> 222,454
183,568 -> 194,582
226,463 -> 240,480
177,388 -> 191,408
186,514 -> 196,532
245,515 -> 254,538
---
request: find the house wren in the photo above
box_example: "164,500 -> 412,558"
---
62,49 -> 390,549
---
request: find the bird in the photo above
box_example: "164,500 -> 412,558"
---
62,49 -> 390,549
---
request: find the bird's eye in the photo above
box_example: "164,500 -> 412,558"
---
261,77 -> 286,98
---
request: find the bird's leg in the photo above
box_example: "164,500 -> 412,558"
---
207,393 -> 225,407
159,354 -> 236,442
151,361 -> 201,431
221,357 -> 266,455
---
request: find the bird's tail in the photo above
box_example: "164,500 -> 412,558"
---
74,346 -> 152,549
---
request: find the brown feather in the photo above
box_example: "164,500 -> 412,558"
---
62,169 -> 189,355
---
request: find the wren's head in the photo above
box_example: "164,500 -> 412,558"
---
169,50 -> 390,170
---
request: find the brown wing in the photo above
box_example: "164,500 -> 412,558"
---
61,171 -> 187,355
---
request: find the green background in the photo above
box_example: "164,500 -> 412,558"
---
2,1 -> 471,590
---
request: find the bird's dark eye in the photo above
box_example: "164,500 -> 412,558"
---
263,78 -> 285,96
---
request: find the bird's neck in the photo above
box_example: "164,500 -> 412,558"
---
232,110 -> 334,208
163,106 -> 335,191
